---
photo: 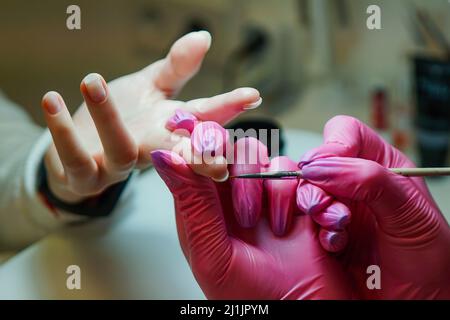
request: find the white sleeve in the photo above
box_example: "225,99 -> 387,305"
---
0,92 -> 70,250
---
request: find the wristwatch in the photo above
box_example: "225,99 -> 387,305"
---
37,160 -> 131,217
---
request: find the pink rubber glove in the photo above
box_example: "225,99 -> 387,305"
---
151,137 -> 352,299
298,115 -> 450,299
166,113 -> 351,252
230,138 -> 351,252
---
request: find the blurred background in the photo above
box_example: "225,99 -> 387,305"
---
0,0 -> 449,294
0,0 -> 449,167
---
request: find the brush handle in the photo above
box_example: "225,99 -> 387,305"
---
390,167 -> 450,177
230,167 -> 450,179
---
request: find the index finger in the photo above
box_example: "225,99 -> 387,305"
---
229,137 -> 269,228
80,73 -> 138,175
265,156 -> 299,236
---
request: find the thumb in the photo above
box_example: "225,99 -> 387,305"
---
302,157 -> 425,236
151,150 -> 232,276
152,31 -> 211,97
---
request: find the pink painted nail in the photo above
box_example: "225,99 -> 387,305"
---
296,182 -> 333,215
166,109 -> 198,133
319,229 -> 348,253
230,137 -> 269,228
266,156 -> 298,236
312,210 -> 350,230
191,121 -> 229,157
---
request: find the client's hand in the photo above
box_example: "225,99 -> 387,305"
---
41,31 -> 260,203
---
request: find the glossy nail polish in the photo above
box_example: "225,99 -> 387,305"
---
83,73 -> 107,103
166,109 -> 198,133
319,229 -> 348,253
191,121 -> 229,157
43,91 -> 62,115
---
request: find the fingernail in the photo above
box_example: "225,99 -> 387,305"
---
313,210 -> 350,230
83,73 -> 107,103
231,178 -> 262,228
212,170 -> 229,182
230,137 -> 267,228
234,137 -> 270,166
151,150 -> 171,168
328,202 -> 351,229
151,150 -> 185,191
300,163 -> 324,181
319,229 -> 348,253
269,197 -> 292,236
166,109 -> 198,133
191,121 -> 229,157
298,150 -> 316,168
296,182 -> 333,214
243,97 -> 262,110
267,156 -> 298,236
197,30 -> 212,50
299,144 -> 352,168
43,91 -> 62,115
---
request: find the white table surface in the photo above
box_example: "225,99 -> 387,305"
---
0,130 -> 448,299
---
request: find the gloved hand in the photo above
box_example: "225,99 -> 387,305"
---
298,115 -> 450,299
152,137 -> 353,299
227,132 -> 351,252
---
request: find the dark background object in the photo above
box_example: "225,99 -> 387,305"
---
222,27 -> 270,90
413,56 -> 450,167
226,118 -> 285,158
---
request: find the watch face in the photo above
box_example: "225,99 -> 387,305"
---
38,158 -> 131,217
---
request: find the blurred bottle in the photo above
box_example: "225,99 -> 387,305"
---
392,105 -> 411,151
371,86 -> 391,143
392,78 -> 412,152
413,57 -> 450,168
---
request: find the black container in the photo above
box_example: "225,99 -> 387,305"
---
413,56 -> 450,167
226,118 -> 285,157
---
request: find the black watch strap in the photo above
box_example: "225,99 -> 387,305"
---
38,160 -> 131,218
